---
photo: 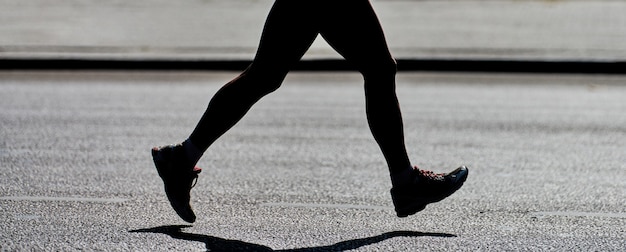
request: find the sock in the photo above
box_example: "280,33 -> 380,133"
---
390,166 -> 415,187
182,138 -> 203,166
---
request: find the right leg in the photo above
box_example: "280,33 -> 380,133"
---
317,0 -> 410,177
318,0 -> 468,218
188,0 -> 319,155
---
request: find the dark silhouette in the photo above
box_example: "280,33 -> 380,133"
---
151,0 -> 468,223
130,225 -> 456,252
189,0 -> 409,172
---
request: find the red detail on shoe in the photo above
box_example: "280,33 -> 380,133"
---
416,168 -> 445,179
410,166 -> 447,183
193,166 -> 202,174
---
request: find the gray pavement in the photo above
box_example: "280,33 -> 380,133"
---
1,71 -> 625,251
1,0 -> 626,61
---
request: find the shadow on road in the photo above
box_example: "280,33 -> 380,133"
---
130,225 -> 456,251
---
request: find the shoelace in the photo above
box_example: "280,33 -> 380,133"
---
414,166 -> 446,180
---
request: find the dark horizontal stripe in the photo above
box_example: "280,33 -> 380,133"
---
1,58 -> 625,74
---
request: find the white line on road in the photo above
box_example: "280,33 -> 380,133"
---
0,196 -> 127,203
260,202 -> 393,211
531,211 -> 626,218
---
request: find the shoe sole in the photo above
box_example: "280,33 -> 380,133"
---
394,167 -> 469,217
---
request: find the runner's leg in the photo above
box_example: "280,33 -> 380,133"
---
188,0 -> 319,154
319,0 -> 412,177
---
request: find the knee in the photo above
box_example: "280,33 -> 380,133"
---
255,77 -> 283,95
360,58 -> 397,92
359,58 -> 397,81
241,64 -> 289,95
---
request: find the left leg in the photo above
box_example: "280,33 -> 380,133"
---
153,0 -> 320,223
189,0 -> 320,154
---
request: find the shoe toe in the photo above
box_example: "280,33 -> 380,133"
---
169,198 -> 196,223
451,166 -> 468,183
177,207 -> 196,223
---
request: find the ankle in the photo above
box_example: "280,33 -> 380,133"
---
390,166 -> 415,187
182,139 -> 203,166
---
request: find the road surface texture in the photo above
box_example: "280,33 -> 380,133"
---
1,71 -> 624,251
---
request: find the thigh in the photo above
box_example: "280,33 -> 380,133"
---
252,0 -> 320,70
319,0 -> 395,69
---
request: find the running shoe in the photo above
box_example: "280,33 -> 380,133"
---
152,144 -> 201,223
390,166 -> 468,217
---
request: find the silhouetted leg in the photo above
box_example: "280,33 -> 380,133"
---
319,0 -> 411,174
189,0 -> 319,152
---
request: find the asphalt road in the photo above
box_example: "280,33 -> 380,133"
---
1,71 -> 625,251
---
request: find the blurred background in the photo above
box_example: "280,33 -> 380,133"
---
1,0 -> 626,63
